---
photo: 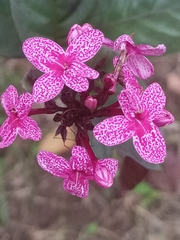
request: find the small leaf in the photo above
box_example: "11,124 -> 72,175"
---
87,222 -> 98,234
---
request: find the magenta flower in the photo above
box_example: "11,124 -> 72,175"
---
0,85 -> 42,148
22,29 -> 104,103
37,146 -> 118,198
113,34 -> 166,79
93,82 -> 174,164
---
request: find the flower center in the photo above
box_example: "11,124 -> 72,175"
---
10,107 -> 18,117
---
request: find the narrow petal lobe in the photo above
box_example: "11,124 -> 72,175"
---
133,123 -> 166,164
37,151 -> 70,178
32,72 -> 64,103
1,85 -> 18,116
18,117 -> 42,141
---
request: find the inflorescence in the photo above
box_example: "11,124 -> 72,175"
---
0,23 -> 174,198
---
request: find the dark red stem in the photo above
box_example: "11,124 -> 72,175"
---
28,107 -> 67,116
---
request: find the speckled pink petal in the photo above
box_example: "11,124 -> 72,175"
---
18,117 -> 42,141
0,118 -> 17,148
32,72 -> 64,103
93,116 -> 135,146
136,44 -> 166,56
153,109 -> 174,127
62,69 -> 89,92
37,150 -> 70,178
133,122 -> 166,164
66,29 -> 104,62
22,37 -> 65,73
1,85 -> 18,116
70,146 -> 93,174
114,34 -> 134,51
118,90 -> 140,120
127,54 -> 154,79
16,92 -> 33,117
63,178 -> 89,198
122,64 -> 143,94
142,82 -> 166,121
70,61 -> 99,79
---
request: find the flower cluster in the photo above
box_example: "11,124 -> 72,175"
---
0,23 -> 174,197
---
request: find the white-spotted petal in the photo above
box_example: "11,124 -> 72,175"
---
32,72 -> 64,103
17,92 -> 33,117
22,37 -> 64,73
127,54 -> 154,79
37,151 -> 70,178
0,119 -> 17,148
1,85 -> 18,116
62,69 -> 89,92
93,116 -> 135,146
136,44 -> 166,56
142,82 -> 166,121
63,178 -> 89,198
67,29 -> 104,62
133,123 -> 166,164
71,61 -> 99,79
18,117 -> 42,141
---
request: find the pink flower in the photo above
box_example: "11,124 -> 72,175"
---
37,146 -> 118,198
93,82 -> 174,164
22,29 -> 104,103
113,34 -> 166,79
0,85 -> 42,148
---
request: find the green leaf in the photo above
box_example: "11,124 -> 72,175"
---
104,0 -> 180,54
1,0 -> 179,58
134,182 -> 160,207
87,222 -> 98,235
0,0 -> 22,57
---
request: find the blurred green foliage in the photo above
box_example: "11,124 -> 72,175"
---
134,181 -> 160,207
0,0 -> 180,57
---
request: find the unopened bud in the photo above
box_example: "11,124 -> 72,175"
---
94,164 -> 113,188
84,96 -> 97,110
153,110 -> 174,127
104,74 -> 117,94
66,23 -> 93,45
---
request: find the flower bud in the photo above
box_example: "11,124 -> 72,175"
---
94,164 -> 113,188
153,110 -> 174,127
84,96 -> 97,110
66,23 -> 93,45
104,74 -> 117,94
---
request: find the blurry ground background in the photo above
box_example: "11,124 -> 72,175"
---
0,53 -> 180,240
